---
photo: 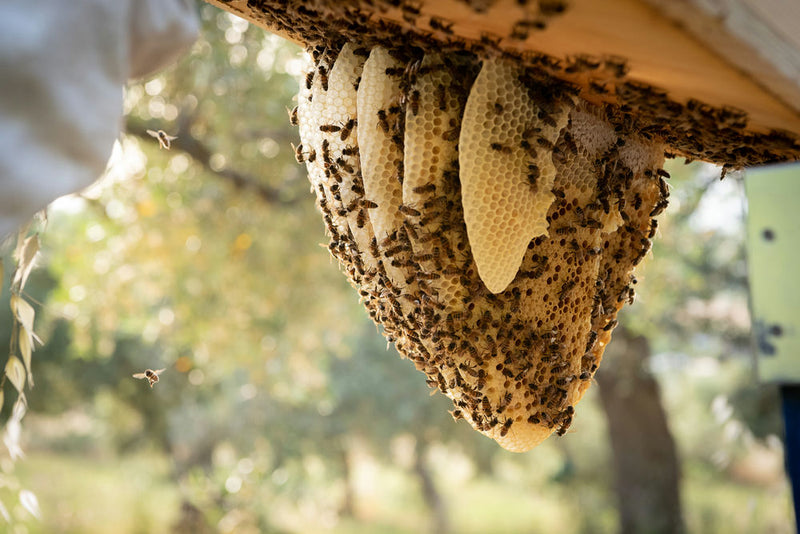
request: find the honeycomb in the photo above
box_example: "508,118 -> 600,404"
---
296,43 -> 669,452
459,57 -> 572,294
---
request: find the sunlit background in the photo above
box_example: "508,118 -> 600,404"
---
0,3 -> 793,533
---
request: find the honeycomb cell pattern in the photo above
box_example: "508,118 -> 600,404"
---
294,43 -> 669,452
459,57 -> 572,294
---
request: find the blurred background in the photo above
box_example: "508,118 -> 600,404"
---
0,3 -> 793,533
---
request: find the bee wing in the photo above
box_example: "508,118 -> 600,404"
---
164,135 -> 178,141
154,368 -> 166,375
146,129 -> 159,138
132,373 -> 147,379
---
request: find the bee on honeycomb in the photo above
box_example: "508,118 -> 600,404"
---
295,43 -> 667,452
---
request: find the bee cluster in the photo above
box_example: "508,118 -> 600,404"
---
243,0 -> 800,170
293,41 -> 667,452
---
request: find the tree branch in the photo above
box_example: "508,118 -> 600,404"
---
125,114 -> 299,206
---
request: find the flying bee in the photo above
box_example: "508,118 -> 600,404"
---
133,368 -> 165,388
147,129 -> 177,150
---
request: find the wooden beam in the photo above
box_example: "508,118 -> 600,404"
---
204,0 -> 800,165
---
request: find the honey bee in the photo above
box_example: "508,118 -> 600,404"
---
649,200 -> 668,217
319,124 -> 341,133
133,368 -> 165,388
537,110 -> 557,128
436,85 -> 447,111
536,137 -> 555,150
147,129 -> 177,150
356,209 -> 367,228
317,65 -> 329,90
339,118 -> 356,141
412,183 -> 436,195
499,418 -> 514,437
442,127 -> 459,141
490,142 -> 512,154
398,204 -> 421,217
377,109 -> 390,133
602,319 -> 618,331
558,280 -> 576,302
409,90 -> 420,115
288,106 -> 299,126
292,143 -> 305,164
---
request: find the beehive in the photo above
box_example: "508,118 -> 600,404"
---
296,42 -> 668,452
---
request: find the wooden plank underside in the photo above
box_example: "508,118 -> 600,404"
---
373,0 -> 800,137
206,0 -> 800,138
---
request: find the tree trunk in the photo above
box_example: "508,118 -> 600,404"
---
338,445 -> 356,518
413,439 -> 450,534
595,327 -> 685,534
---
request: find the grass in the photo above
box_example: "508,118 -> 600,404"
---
3,442 -> 793,534
13,450 -> 179,534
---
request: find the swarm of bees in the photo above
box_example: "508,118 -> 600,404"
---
133,368 -> 165,388
292,41 -> 669,452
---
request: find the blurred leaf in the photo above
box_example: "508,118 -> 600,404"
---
4,356 -> 25,393
3,394 -> 27,461
19,489 -> 41,520
12,234 -> 39,291
18,329 -> 33,388
0,499 -> 9,523
10,295 -> 34,333
10,295 -> 37,385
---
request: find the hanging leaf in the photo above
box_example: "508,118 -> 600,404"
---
4,356 -> 25,393
3,395 -> 27,461
18,330 -> 33,388
12,234 -> 39,291
10,295 -> 35,333
19,490 -> 41,520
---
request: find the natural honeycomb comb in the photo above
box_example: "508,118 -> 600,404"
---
459,57 -> 571,294
296,43 -> 669,452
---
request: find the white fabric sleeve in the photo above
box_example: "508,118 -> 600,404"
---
0,0 -> 199,239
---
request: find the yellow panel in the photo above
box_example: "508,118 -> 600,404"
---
745,164 -> 800,384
